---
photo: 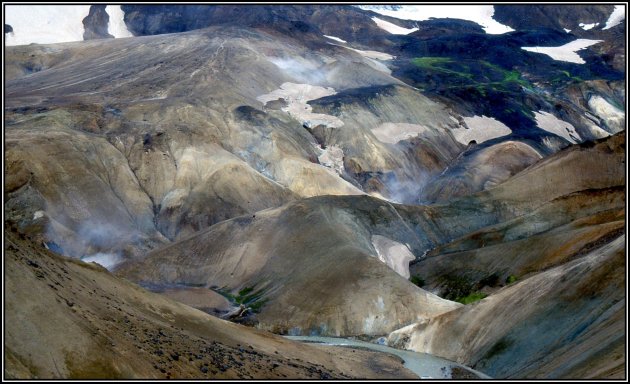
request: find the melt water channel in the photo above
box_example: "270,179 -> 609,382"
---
285,336 -> 491,379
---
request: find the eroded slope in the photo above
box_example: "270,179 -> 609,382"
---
4,230 -> 417,380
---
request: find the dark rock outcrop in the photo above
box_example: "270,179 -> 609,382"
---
493,5 -> 616,33
83,5 -> 114,40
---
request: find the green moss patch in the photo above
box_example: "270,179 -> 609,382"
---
411,56 -> 533,93
455,291 -> 488,305
213,285 -> 268,313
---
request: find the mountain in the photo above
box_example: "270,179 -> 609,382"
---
391,133 -> 626,379
4,229 -> 418,379
3,4 -> 626,380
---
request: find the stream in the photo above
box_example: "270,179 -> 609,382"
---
285,336 -> 491,379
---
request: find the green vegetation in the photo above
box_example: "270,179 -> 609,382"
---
438,272 -> 497,304
439,274 -> 474,301
412,56 -> 454,68
213,285 -> 268,313
506,275 -> 518,285
550,69 -> 583,84
504,70 -> 528,86
473,85 -> 487,97
412,57 -> 474,79
411,56 -> 533,93
456,291 -> 488,304
410,275 -> 425,288
236,286 -> 254,300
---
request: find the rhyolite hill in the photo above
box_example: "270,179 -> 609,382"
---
4,4 -> 626,380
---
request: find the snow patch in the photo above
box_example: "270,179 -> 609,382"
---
603,5 -> 625,30
81,252 -> 122,271
542,137 -> 564,152
563,28 -> 572,33
579,22 -> 599,31
371,122 -> 429,144
344,46 -> 395,61
372,17 -> 419,35
451,116 -> 512,145
357,5 -> 514,34
323,35 -> 346,43
534,111 -> 581,144
257,83 -> 344,128
105,5 -> 133,38
521,39 -> 603,64
33,211 -> 45,220
587,96 -> 626,133
585,122 -> 613,139
5,5 -> 91,46
371,235 -> 416,279
316,145 -> 345,175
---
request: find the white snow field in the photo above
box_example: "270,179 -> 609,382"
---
451,116 -> 512,145
372,17 -> 419,35
371,235 -> 416,279
5,5 -> 132,46
357,5 -> 514,34
257,82 -> 344,129
534,111 -> 581,144
603,5 -> 626,30
521,39 -> 603,64
323,35 -> 347,43
105,5 -> 133,38
5,5 -> 91,46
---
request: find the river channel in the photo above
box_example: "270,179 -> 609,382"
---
285,336 -> 491,379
